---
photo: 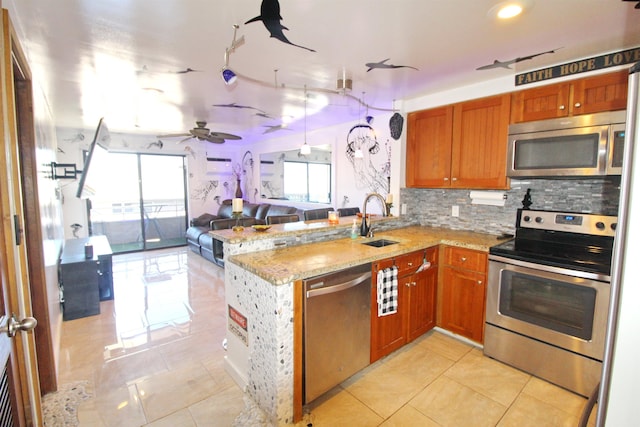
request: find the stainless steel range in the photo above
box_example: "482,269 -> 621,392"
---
484,209 -> 617,397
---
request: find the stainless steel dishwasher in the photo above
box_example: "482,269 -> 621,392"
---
303,263 -> 372,404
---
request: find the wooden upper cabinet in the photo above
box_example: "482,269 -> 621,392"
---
406,94 -> 510,190
406,106 -> 453,188
451,94 -> 510,189
511,83 -> 571,122
511,70 -> 628,123
572,70 -> 629,115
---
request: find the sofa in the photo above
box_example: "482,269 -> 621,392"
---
186,200 -> 300,267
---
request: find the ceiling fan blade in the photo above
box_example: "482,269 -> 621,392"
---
209,132 -> 242,140
157,132 -> 191,138
204,135 -> 226,144
177,136 -> 193,144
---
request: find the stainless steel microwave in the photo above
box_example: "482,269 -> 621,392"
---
507,110 -> 626,177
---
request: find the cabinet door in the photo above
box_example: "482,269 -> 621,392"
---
572,70 -> 628,115
407,265 -> 437,342
511,83 -> 571,123
60,261 -> 100,321
406,106 -> 453,188
451,94 -> 511,189
370,271 -> 408,363
440,266 -> 486,343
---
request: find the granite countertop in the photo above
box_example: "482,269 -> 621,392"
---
208,215 -> 398,243
229,225 -> 509,285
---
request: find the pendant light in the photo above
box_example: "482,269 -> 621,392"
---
300,86 -> 311,155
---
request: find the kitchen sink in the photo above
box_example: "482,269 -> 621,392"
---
361,239 -> 398,248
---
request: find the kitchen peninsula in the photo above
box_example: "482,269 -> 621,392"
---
212,219 -> 505,425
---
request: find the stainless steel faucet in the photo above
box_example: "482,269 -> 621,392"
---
361,192 -> 389,236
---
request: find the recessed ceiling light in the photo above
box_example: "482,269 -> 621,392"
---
488,1 -> 531,20
498,4 -> 523,18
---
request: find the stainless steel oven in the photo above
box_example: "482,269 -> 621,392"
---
484,209 -> 617,397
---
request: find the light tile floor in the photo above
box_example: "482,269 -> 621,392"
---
58,247 -> 595,426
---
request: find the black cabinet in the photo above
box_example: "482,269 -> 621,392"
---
59,236 -> 113,320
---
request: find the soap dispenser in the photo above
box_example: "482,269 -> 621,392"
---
350,219 -> 359,239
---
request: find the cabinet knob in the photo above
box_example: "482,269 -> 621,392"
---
443,177 -> 449,181
405,282 -> 411,288
407,262 -> 413,267
574,102 -> 581,108
477,280 -> 483,285
451,177 -> 457,181
460,257 -> 467,262
559,105 -> 566,110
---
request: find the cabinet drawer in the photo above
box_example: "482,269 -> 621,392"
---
396,251 -> 424,275
375,251 -> 423,277
443,246 -> 487,272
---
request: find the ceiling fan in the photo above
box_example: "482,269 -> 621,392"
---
158,121 -> 242,144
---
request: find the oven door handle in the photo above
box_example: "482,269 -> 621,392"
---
488,254 -> 610,283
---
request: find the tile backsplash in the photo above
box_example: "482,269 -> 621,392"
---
401,177 -> 620,235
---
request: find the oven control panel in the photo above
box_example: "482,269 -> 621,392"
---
519,209 -> 617,236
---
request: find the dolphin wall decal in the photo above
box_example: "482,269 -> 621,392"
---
476,48 -> 561,70
212,103 -> 267,114
366,58 -> 419,72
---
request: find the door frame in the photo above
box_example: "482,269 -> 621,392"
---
0,7 -> 43,425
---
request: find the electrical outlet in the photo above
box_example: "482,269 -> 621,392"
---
452,205 -> 459,217
401,203 -> 407,215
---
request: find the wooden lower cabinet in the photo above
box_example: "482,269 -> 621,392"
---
370,247 -> 438,362
407,260 -> 438,342
439,246 -> 487,343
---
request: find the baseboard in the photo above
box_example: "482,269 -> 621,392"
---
224,355 -> 248,392
433,326 -> 484,350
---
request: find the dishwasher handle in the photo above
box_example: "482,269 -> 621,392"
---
306,272 -> 371,299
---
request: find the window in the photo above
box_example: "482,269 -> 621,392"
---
86,152 -> 187,253
283,161 -> 331,203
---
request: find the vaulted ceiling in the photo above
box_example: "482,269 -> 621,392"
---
5,0 -> 640,145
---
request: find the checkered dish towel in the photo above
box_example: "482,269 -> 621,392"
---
377,266 -> 398,317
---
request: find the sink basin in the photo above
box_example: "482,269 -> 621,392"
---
361,239 -> 399,248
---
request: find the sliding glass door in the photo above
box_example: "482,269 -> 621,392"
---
139,155 -> 187,249
88,153 -> 187,253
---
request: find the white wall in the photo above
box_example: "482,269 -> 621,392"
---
56,127 -> 244,239
244,113 -> 399,216
57,109 -> 403,235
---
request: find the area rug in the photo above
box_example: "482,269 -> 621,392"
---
42,380 -> 92,427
